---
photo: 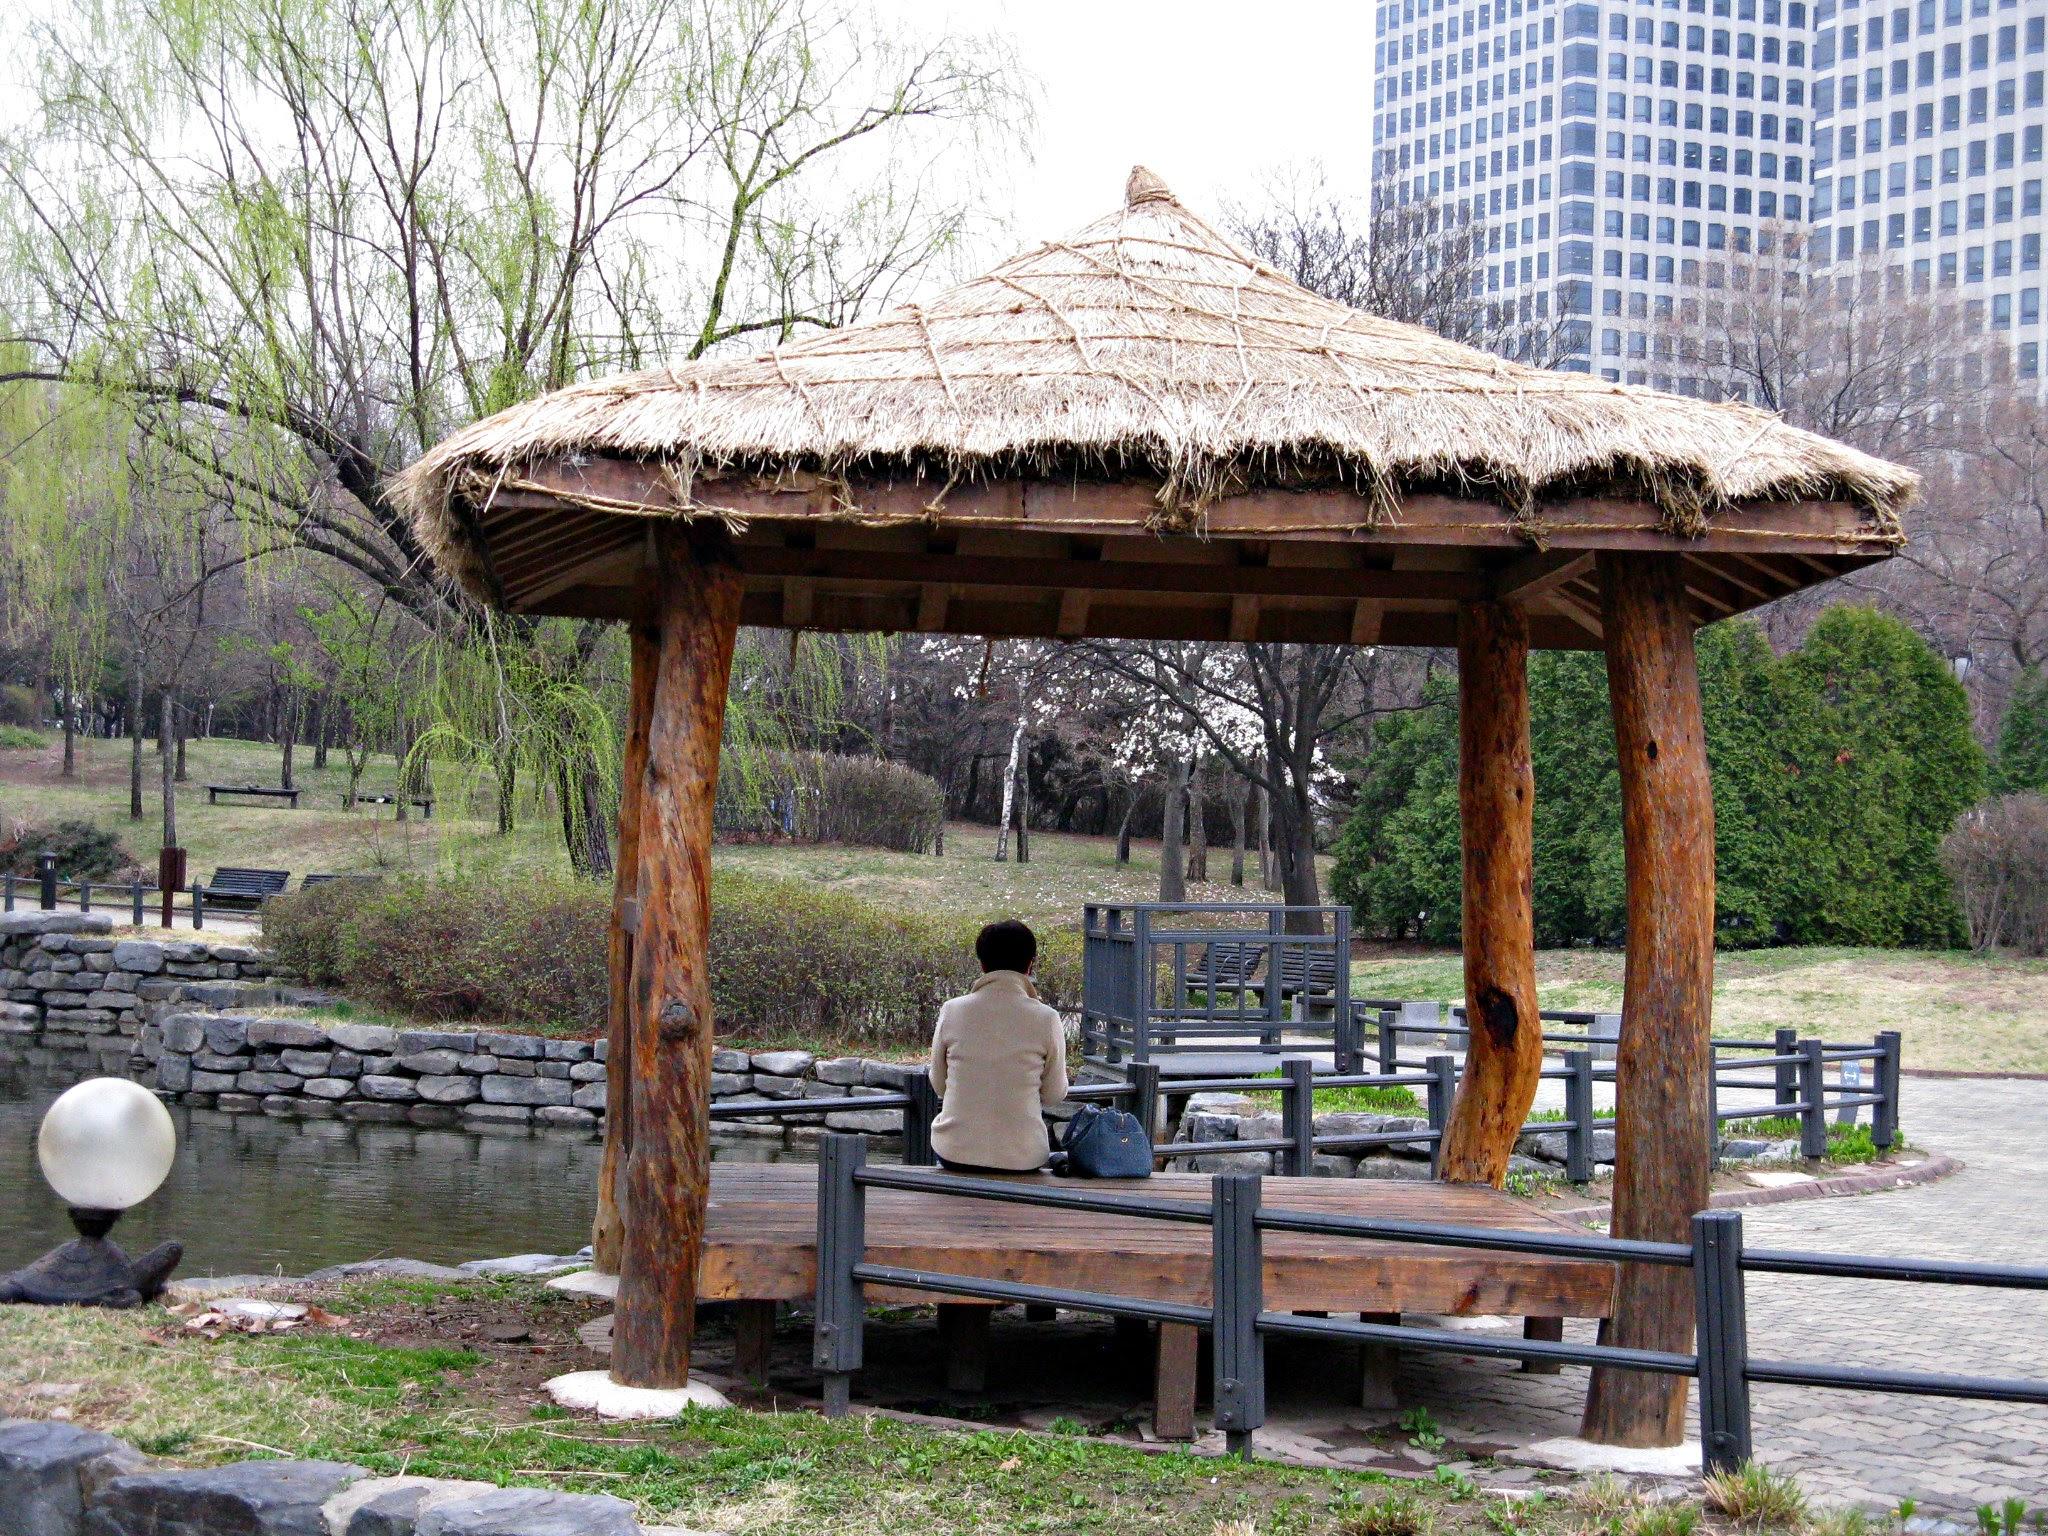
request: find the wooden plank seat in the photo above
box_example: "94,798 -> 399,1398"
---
695,1163 -> 1611,1437
195,867 -> 291,907
342,793 -> 435,817
205,783 -> 300,808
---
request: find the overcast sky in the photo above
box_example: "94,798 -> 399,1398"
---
895,0 -> 1378,242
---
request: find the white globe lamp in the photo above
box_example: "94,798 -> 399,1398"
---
1,1077 -> 184,1307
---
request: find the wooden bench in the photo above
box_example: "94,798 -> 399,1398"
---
342,793 -> 435,818
696,1164 -> 1612,1437
195,867 -> 292,908
206,784 -> 300,808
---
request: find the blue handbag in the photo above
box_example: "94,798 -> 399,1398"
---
1058,1104 -> 1155,1179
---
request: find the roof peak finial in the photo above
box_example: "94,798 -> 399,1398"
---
1124,165 -> 1176,207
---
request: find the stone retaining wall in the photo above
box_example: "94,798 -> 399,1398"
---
0,912 -> 284,1077
0,1418 -> 662,1535
143,1014 -> 917,1140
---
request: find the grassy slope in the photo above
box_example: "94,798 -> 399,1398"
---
0,1279 -> 1610,1536
7,736 -> 2046,1070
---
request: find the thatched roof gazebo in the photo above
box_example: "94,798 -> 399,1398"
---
399,168 -> 1914,1449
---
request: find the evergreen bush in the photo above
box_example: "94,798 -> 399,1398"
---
0,819 -> 138,880
1993,669 -> 2048,795
1329,604 -> 1984,950
0,683 -> 40,727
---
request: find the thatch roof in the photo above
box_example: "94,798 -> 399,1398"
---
397,167 -> 1914,630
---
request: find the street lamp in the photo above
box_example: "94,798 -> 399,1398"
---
0,1078 -> 184,1307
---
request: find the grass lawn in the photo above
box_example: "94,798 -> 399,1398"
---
1352,946 -> 2048,1073
0,1277 -> 1682,1536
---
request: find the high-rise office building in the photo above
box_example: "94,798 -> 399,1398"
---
1370,0 -> 2048,392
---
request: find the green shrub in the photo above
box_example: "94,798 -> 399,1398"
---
0,724 -> 47,749
264,867 -> 1081,1047
0,683 -> 40,727
1330,606 -> 1984,950
1993,669 -> 2048,795
717,750 -> 945,854
0,819 -> 137,880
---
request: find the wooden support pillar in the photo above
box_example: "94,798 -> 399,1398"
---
938,1303 -> 992,1393
592,607 -> 659,1275
611,527 -> 742,1390
1153,1322 -> 1200,1440
1358,1311 -> 1401,1410
1439,598 -> 1543,1186
1581,552 -> 1716,1448
733,1299 -> 777,1385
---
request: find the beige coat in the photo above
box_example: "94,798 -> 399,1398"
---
927,970 -> 1069,1171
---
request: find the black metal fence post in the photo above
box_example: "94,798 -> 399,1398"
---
2,873 -> 13,911
1424,1053 -> 1456,1177
1797,1038 -> 1827,1160
1692,1209 -> 1753,1475
79,879 -> 91,914
1706,1044 -> 1721,1165
1873,1030 -> 1902,1151
1211,1171 -> 1265,1458
1773,1026 -> 1798,1109
1128,1060 -> 1162,1142
130,879 -> 145,927
903,1071 -> 940,1167
1563,1050 -> 1595,1184
38,851 -> 57,911
1376,1008 -> 1398,1075
813,1133 -> 868,1417
191,883 -> 205,931
1281,1058 -> 1315,1176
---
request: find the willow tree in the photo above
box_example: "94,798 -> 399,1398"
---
1,0 -> 1022,869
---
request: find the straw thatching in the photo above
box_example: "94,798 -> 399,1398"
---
398,166 -> 1915,603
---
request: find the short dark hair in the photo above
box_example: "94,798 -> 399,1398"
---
975,919 -> 1037,974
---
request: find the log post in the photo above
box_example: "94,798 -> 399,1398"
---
1581,552 -> 1716,1447
1438,599 -> 1543,1185
592,603 -> 660,1274
612,527 -> 742,1388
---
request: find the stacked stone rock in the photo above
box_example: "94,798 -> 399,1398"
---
0,1418 -> 664,1536
0,912 -> 274,1077
143,1025 -> 919,1140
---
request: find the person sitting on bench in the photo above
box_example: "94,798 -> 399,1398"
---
927,919 -> 1069,1174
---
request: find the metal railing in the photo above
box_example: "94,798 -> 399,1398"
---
3,868 -> 252,931
700,1024 -> 1901,1184
1080,903 -> 1356,1070
808,1134 -> 2048,1472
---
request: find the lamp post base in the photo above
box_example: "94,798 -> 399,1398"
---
0,1208 -> 181,1308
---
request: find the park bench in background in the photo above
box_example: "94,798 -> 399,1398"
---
206,783 -> 301,808
342,792 -> 435,818
194,867 -> 291,908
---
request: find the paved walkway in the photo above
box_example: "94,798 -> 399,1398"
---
1396,1073 -> 2048,1511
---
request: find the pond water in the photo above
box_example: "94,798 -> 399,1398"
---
0,1059 -> 799,1278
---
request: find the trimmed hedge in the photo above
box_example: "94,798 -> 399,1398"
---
716,750 -> 945,854
265,868 -> 1079,1047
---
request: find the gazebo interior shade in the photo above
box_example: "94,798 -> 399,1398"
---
398,167 -> 1916,648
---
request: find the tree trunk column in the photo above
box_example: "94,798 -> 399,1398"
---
1581,552 -> 1717,1447
613,527 -> 742,1389
593,610 -> 660,1275
1439,599 -> 1542,1186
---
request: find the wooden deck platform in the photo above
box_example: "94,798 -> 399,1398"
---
697,1164 -> 1615,1436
